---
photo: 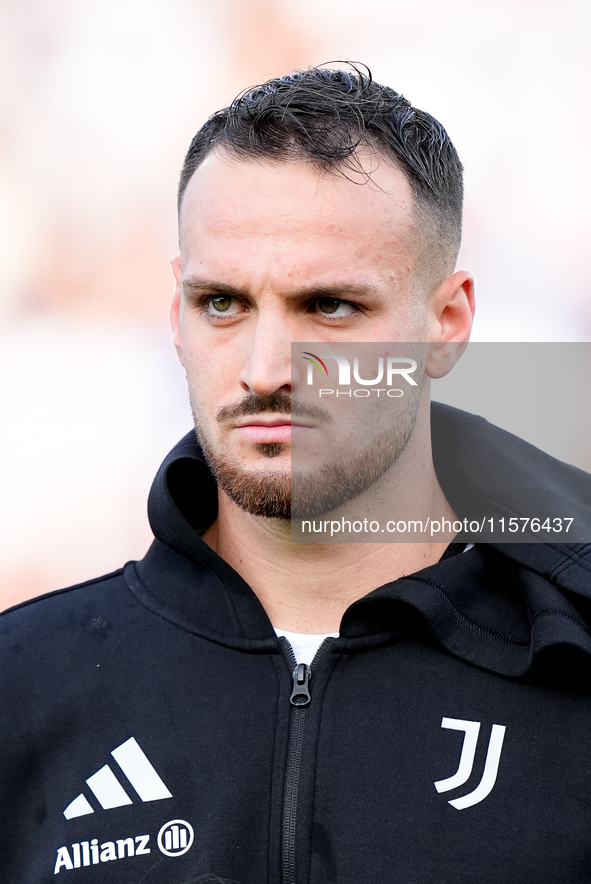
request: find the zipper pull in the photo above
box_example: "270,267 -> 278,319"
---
289,663 -> 311,707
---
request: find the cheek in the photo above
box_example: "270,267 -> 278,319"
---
184,343 -> 241,420
183,348 -> 214,406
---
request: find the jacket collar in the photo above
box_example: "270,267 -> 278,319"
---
129,403 -> 591,676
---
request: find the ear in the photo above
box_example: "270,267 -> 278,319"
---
426,270 -> 475,379
170,256 -> 185,366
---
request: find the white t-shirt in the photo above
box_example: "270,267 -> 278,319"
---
274,628 -> 338,666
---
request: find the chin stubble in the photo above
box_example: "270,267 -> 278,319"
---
190,386 -> 421,520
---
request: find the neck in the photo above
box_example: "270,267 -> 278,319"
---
203,434 -> 454,633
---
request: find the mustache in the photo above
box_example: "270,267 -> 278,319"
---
217,392 -> 331,424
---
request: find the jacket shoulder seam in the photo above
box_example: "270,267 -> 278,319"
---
401,577 -> 529,647
530,606 -> 591,639
0,567 -> 126,618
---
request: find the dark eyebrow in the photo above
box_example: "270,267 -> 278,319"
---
182,278 -> 249,299
182,277 -> 380,301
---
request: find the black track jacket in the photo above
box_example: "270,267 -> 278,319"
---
2,404 -> 591,883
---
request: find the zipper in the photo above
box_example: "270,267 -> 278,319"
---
289,663 -> 312,707
280,638 -> 334,884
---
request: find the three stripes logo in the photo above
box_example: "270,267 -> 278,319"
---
63,737 -> 172,819
434,717 -> 506,810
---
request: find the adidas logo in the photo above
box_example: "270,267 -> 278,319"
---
63,737 -> 172,819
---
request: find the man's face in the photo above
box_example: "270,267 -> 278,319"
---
172,150 -> 457,518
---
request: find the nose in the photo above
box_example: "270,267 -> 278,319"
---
238,310 -> 296,396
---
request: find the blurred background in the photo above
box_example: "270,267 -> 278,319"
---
1,0 -> 590,609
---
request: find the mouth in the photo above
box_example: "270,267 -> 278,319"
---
233,416 -> 313,444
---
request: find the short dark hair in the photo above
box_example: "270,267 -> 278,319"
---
178,65 -> 463,270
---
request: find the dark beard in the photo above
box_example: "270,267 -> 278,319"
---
202,454 -> 292,519
290,405 -> 420,518
192,402 -> 421,521
193,392 -> 294,518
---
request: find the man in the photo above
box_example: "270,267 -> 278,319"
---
2,67 -> 591,883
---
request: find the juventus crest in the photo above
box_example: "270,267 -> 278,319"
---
434,717 -> 506,810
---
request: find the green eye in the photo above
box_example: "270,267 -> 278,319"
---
211,296 -> 233,312
317,299 -> 341,314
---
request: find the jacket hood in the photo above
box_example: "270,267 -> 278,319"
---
430,402 -> 591,588
135,403 -> 591,678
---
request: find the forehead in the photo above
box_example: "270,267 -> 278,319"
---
178,151 -> 419,284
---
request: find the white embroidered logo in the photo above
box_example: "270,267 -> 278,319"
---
434,717 -> 506,810
63,737 -> 172,819
157,820 -> 194,857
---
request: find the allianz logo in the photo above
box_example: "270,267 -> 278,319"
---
54,819 -> 194,874
56,737 -> 192,874
54,833 -> 150,874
